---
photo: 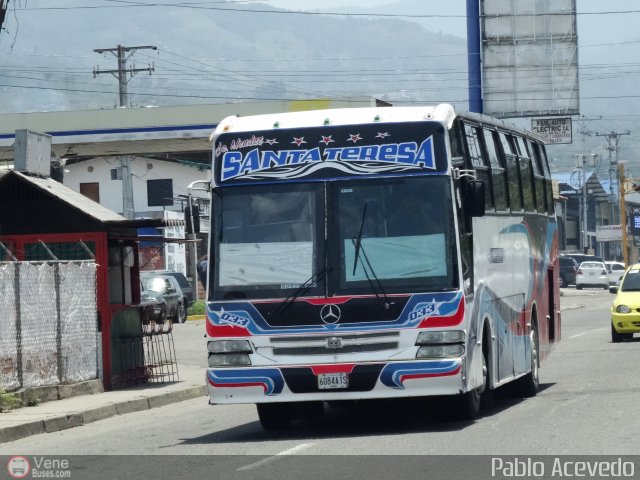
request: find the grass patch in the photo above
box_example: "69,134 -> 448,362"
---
0,388 -> 21,412
188,300 -> 205,316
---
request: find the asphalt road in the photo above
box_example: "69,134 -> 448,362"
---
1,289 -> 637,478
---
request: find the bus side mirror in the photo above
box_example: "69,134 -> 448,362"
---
466,180 -> 485,217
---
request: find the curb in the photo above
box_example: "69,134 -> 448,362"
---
0,385 -> 207,444
10,380 -> 103,408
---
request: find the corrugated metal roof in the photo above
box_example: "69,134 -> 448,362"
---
11,170 -> 127,222
1,170 -> 171,229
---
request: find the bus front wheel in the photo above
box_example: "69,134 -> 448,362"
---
458,348 -> 488,420
257,403 -> 292,431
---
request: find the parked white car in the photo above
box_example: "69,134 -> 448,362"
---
605,261 -> 625,286
575,261 -> 609,290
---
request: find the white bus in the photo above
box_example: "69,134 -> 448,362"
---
204,104 -> 560,430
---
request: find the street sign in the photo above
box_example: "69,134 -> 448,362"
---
531,117 -> 572,144
596,224 -> 622,242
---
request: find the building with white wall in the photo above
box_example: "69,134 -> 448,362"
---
63,155 -> 209,220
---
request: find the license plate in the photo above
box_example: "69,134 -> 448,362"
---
318,373 -> 349,390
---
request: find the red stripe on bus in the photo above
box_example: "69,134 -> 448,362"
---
208,379 -> 267,392
417,299 -> 465,328
399,366 -> 461,382
206,323 -> 250,337
310,364 -> 357,375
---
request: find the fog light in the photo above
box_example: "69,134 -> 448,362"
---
416,330 -> 465,345
416,344 -> 465,358
208,353 -> 251,367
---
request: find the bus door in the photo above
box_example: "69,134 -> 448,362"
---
495,293 -> 526,381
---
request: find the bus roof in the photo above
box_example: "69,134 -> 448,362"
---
213,104 -> 458,137
212,103 -> 544,143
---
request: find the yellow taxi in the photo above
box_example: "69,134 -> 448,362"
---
610,263 -> 640,342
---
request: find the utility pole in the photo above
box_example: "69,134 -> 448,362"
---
93,44 -> 157,108
574,154 -> 596,253
94,44 -> 156,220
596,130 -> 630,211
575,155 -> 588,253
597,130 -> 630,257
619,162 -> 629,267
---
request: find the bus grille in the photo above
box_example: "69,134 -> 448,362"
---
267,331 -> 400,356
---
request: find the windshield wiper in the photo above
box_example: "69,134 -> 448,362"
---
351,236 -> 394,310
352,203 -> 368,276
268,267 -> 332,319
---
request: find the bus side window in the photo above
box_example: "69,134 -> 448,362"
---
514,136 -> 535,212
483,128 -> 508,212
449,122 -> 465,167
537,144 -> 554,215
528,140 -> 547,214
463,123 -> 493,211
498,132 -> 523,212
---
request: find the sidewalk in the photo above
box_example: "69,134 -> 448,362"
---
0,363 -> 206,444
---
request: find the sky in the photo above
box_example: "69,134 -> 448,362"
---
266,0 -> 640,173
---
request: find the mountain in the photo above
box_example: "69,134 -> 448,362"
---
0,1 -> 467,113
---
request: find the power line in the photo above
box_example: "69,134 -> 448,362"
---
12,2 -> 640,18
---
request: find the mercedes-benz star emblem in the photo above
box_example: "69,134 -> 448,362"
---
320,304 -> 341,324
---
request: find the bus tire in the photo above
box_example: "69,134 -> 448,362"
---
257,403 -> 292,431
458,347 -> 488,420
516,321 -> 539,397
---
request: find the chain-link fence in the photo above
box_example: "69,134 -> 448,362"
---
0,261 -> 98,392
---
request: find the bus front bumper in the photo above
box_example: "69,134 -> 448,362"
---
207,359 -> 464,404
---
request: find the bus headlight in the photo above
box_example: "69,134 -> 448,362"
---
208,353 -> 252,367
416,344 -> 465,358
416,330 -> 465,345
208,340 -> 252,367
208,340 -> 252,353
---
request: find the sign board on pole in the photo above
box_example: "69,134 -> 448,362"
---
596,225 -> 622,242
531,117 -> 573,144
481,0 -> 578,118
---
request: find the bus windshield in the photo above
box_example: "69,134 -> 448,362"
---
213,183 -> 325,300
212,176 -> 457,300
332,176 -> 458,294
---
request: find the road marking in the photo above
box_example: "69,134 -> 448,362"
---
568,327 -> 608,339
237,443 -> 313,471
